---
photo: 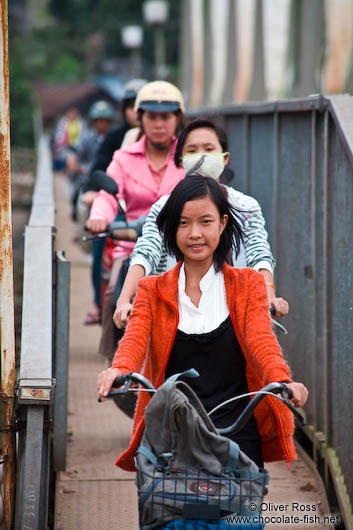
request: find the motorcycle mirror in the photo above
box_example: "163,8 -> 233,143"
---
90,170 -> 119,195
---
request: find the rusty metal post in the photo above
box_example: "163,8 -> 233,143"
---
0,0 -> 17,528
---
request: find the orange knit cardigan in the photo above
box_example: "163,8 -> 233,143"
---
112,262 -> 296,471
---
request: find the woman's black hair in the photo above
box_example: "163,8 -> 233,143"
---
157,175 -> 243,272
174,119 -> 229,168
122,97 -> 135,114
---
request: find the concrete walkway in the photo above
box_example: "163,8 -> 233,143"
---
53,175 -> 332,530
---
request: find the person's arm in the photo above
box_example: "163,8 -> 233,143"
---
98,278 -> 152,400
114,196 -> 168,327
258,268 -> 289,317
87,153 -> 124,233
113,264 -> 146,327
228,188 -> 288,316
87,189 -> 118,232
130,196 -> 168,272
242,270 -> 308,407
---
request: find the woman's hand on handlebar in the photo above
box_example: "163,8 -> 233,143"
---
97,367 -> 121,402
269,296 -> 289,317
285,382 -> 308,408
87,218 -> 108,234
261,270 -> 289,318
114,300 -> 133,328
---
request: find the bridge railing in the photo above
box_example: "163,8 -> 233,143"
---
192,93 -> 353,527
14,95 -> 353,528
15,135 -> 70,529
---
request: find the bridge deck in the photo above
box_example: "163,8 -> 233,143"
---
53,176 -> 332,530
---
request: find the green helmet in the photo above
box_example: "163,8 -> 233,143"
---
89,100 -> 115,120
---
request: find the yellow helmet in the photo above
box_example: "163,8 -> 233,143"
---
134,80 -> 185,113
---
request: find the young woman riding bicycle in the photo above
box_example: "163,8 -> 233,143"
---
98,176 -> 308,472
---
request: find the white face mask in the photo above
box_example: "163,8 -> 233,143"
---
182,153 -> 227,180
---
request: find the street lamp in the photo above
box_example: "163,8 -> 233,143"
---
143,1 -> 169,78
121,25 -> 144,77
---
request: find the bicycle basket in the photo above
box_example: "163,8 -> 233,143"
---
136,452 -> 268,529
135,375 -> 268,530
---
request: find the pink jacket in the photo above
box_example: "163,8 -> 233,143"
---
89,135 -> 185,259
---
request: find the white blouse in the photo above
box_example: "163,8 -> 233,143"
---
177,263 -> 229,334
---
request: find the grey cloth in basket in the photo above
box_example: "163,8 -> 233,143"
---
136,374 -> 267,529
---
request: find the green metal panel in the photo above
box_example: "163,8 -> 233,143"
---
274,112 -> 316,415
194,95 -> 353,515
312,110 -> 329,436
247,114 -> 275,247
327,123 -> 353,497
226,115 -> 249,194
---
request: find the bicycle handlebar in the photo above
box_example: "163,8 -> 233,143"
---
97,372 -> 155,402
101,373 -> 305,431
216,382 -> 305,435
112,372 -> 155,393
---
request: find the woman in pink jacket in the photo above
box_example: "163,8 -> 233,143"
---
87,81 -> 186,362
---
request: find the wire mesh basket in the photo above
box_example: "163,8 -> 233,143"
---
136,462 -> 268,529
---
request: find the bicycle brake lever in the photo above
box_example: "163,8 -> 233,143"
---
107,379 -> 133,397
97,379 -> 133,402
280,385 -> 292,400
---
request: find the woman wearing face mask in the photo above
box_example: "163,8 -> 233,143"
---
114,119 -> 289,330
87,81 -> 185,363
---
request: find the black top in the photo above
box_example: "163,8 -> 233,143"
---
165,316 -> 263,466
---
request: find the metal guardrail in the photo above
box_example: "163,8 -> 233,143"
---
53,251 -> 70,472
13,95 -> 352,528
15,135 -> 70,529
192,94 -> 353,528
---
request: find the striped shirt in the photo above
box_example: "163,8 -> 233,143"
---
130,185 -> 275,275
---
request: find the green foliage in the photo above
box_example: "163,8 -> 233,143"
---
9,41 -> 35,148
9,0 -> 181,146
9,23 -> 86,146
18,25 -> 87,82
45,53 -> 84,82
48,0 -> 181,72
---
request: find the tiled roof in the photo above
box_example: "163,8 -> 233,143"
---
34,82 -> 109,121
